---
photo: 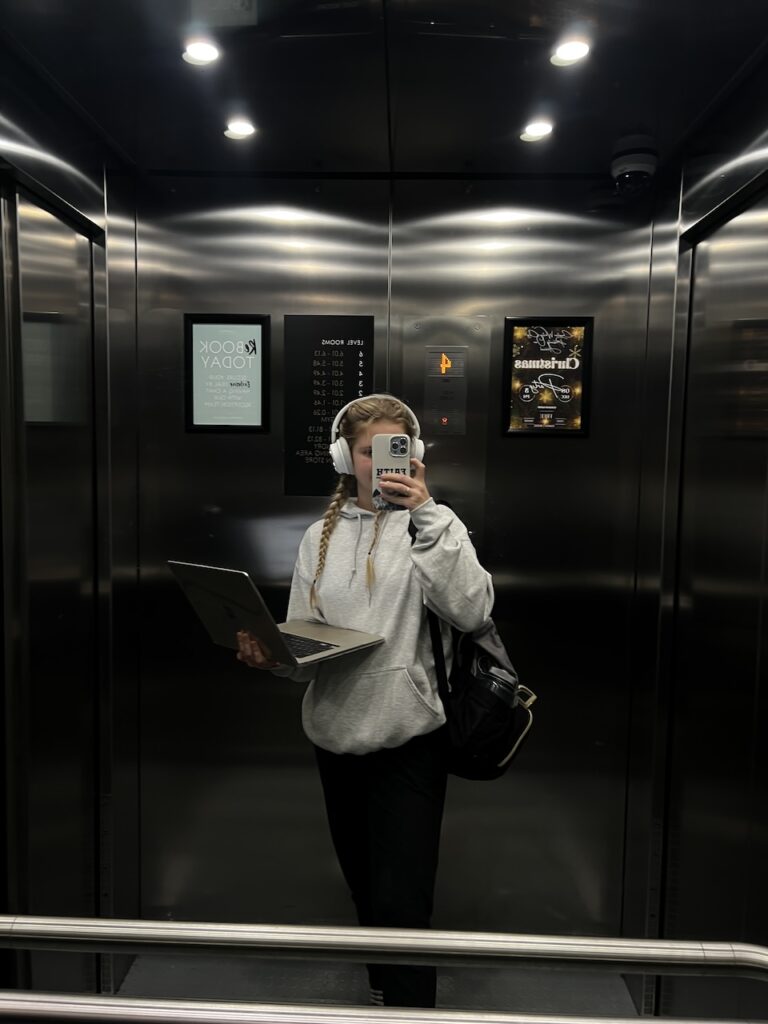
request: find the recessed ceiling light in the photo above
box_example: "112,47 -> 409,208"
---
551,39 -> 590,66
225,118 -> 256,140
520,121 -> 553,142
183,39 -> 219,65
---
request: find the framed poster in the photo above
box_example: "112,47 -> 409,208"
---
502,316 -> 592,435
184,313 -> 270,431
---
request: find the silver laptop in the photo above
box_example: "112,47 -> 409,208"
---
168,560 -> 384,666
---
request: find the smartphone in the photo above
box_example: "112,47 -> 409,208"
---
372,433 -> 412,511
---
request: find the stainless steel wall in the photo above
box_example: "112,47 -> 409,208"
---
102,169 -> 141,991
395,181 -> 653,936
136,177 -> 391,923
0,39 -> 106,230
614,56 -> 768,1011
657,194 -> 768,1020
127,74 -> 768,1012
0,32 -> 131,992
3,193 -> 100,992
135,175 -> 655,940
618,183 -> 686,1014
2,21 -> 768,1012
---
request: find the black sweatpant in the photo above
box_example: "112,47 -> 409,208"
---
314,728 -> 448,1008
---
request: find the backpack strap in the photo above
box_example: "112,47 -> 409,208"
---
427,607 -> 450,704
408,517 -> 451,704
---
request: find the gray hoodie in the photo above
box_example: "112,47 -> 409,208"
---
274,497 -> 494,755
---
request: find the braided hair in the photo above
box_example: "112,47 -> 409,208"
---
309,396 -> 415,608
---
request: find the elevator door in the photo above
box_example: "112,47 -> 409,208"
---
14,196 -> 98,990
661,196 -> 768,1017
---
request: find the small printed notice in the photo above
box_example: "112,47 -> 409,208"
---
284,314 -> 374,495
184,315 -> 269,431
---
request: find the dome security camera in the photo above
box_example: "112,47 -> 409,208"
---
610,134 -> 659,197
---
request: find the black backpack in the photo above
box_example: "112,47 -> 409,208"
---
409,518 -> 537,780
425,612 -> 537,780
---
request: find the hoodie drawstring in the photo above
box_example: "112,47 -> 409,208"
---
365,512 -> 388,597
339,502 -> 389,599
349,513 -> 364,587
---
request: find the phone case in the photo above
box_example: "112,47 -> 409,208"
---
372,433 -> 412,512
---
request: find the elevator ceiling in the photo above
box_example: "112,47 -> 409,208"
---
1,0 -> 766,181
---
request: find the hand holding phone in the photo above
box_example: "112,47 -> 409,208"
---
372,433 -> 412,511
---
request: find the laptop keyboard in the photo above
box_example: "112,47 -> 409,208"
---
281,632 -> 339,658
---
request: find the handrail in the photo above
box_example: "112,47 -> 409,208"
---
0,915 -> 766,978
0,992 -> 754,1024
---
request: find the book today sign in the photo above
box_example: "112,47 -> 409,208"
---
185,314 -> 270,432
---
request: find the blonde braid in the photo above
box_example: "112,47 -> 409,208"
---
310,476 -> 350,608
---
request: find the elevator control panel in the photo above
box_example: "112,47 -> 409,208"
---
425,346 -> 467,434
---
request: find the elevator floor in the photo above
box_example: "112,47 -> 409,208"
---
119,955 -> 639,1015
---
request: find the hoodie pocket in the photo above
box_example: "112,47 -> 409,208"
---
302,665 -> 445,755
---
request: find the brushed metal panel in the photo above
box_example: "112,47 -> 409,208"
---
0,186 -> 25,991
681,71 -> 768,234
0,38 -> 106,229
16,198 -> 98,990
0,190 -> 21,822
660,192 -> 768,1019
102,170 -> 141,993
400,315 -> 489,543
391,179 -> 653,936
135,177 -> 390,924
619,185 -> 688,1013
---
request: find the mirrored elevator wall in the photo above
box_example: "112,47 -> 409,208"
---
101,169 -> 141,992
132,173 -> 655,939
393,179 -> 655,936
656,194 -> 768,1021
624,58 -> 768,1015
0,193 -> 100,993
2,28 -> 768,1012
135,176 -> 391,925
0,34 -> 115,992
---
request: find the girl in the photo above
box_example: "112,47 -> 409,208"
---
237,394 -> 493,1008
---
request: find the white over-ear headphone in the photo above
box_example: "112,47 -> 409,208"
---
329,393 -> 425,475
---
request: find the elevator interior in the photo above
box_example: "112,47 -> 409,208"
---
1,0 -> 768,1018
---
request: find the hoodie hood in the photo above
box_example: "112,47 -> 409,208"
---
339,499 -> 376,519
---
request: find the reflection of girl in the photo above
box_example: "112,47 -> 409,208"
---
237,394 -> 494,1008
